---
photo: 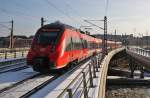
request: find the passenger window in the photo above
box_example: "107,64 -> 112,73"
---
65,37 -> 71,51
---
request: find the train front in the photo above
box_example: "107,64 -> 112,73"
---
27,25 -> 62,72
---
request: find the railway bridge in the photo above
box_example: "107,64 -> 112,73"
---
87,46 -> 150,98
126,47 -> 150,78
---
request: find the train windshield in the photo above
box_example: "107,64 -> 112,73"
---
35,32 -> 58,45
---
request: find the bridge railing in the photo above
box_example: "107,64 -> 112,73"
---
0,48 -> 29,59
127,47 -> 150,57
57,54 -> 102,98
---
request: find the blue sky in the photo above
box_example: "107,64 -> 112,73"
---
0,0 -> 150,37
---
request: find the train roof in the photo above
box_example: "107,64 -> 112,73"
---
40,21 -> 77,31
39,22 -> 105,43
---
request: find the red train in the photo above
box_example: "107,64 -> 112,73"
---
27,22 -> 122,73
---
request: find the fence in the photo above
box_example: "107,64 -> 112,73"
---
128,47 -> 150,57
57,54 -> 102,98
0,48 -> 29,59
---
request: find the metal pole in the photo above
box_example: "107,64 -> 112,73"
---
115,30 -> 116,49
5,51 -> 7,59
95,57 -> 99,72
89,63 -> 93,87
146,31 -> 149,49
10,20 -> 13,49
103,16 -> 107,55
41,17 -> 46,27
141,34 -> 143,48
125,33 -> 127,47
82,72 -> 88,98
14,50 -> 16,58
22,50 -> 24,57
98,55 -> 102,68
92,59 -> 97,78
41,17 -> 44,27
67,89 -> 73,98
140,66 -> 144,79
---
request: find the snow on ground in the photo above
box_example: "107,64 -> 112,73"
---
107,76 -> 127,79
0,57 -> 25,62
0,74 -> 53,98
30,61 -> 90,98
30,57 -> 102,98
0,67 -> 38,90
88,72 -> 101,98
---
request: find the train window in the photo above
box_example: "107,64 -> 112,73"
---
65,37 -> 71,51
75,37 -> 80,50
87,41 -> 90,49
35,32 -> 58,45
71,36 -> 76,50
72,36 -> 77,50
77,37 -> 81,49
81,39 -> 87,49
70,34 -> 83,50
77,36 -> 82,49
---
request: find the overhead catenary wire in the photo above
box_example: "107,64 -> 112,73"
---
8,0 -> 41,20
63,1 -> 83,19
0,24 -> 11,30
0,23 -> 11,36
45,0 -> 82,25
62,0 -> 88,27
0,7 -> 39,22
0,22 -> 10,24
9,0 -> 84,26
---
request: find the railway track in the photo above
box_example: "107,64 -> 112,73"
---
0,73 -> 59,98
0,62 -> 29,74
17,58 -> 90,98
0,73 -> 41,94
30,56 -> 96,98
0,56 -> 94,98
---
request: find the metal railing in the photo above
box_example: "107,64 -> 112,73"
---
57,54 -> 102,98
127,47 -> 150,57
0,48 -> 29,59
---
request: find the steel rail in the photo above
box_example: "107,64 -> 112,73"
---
0,73 -> 41,94
20,74 -> 59,98
0,65 -> 29,74
0,58 -> 26,66
0,61 -> 30,74
0,61 -> 26,69
20,58 -> 92,98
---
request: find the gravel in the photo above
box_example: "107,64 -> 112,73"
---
106,86 -> 150,98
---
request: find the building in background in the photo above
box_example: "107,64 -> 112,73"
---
0,35 -> 34,48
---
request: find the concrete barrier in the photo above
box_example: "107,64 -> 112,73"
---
98,47 -> 125,98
